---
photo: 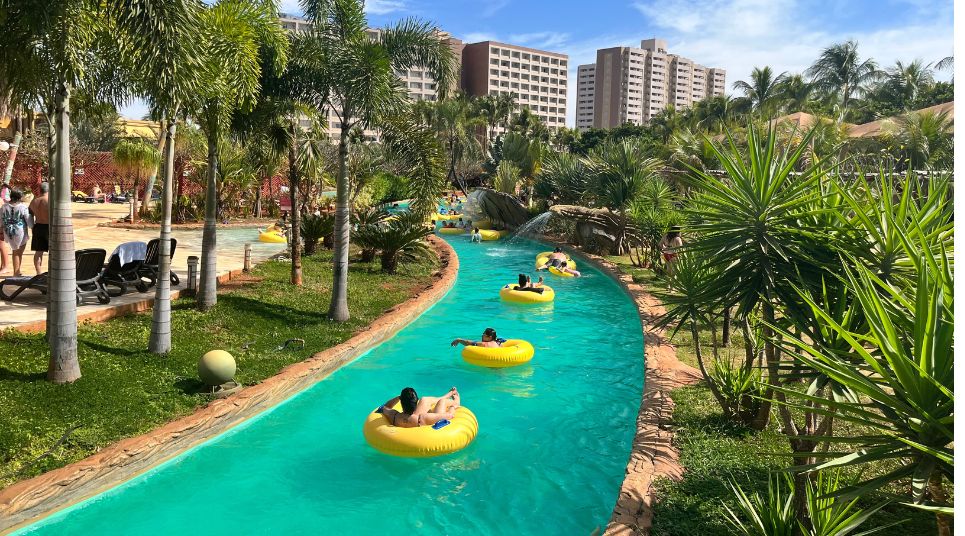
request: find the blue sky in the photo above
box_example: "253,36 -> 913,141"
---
122,0 -> 954,125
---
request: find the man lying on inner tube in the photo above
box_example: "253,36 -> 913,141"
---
537,247 -> 582,277
376,387 -> 460,428
451,327 -> 506,348
508,273 -> 546,293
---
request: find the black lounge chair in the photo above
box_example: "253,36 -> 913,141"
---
137,238 -> 180,288
0,248 -> 110,305
103,243 -> 150,297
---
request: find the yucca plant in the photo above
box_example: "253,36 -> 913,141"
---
724,472 -> 894,536
771,235 -> 953,534
354,211 -> 433,274
724,474 -> 796,536
300,213 -> 334,256
710,357 -> 766,423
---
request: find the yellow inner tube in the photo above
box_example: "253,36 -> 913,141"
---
462,339 -> 535,368
479,229 -> 508,241
438,227 -> 466,235
499,284 -> 555,303
536,252 -> 578,277
363,402 -> 478,458
432,213 -> 462,222
473,219 -> 493,230
258,229 -> 287,243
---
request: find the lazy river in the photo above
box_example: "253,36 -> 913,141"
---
18,235 -> 644,535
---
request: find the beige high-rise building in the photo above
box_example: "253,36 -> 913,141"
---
578,38 -> 725,130
461,41 -> 569,132
576,64 -> 596,130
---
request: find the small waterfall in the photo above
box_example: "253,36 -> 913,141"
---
507,212 -> 552,244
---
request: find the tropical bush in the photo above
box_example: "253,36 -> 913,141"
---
300,214 -> 334,256
354,212 -> 434,274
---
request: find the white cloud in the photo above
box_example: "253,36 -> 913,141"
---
509,31 -> 571,50
480,0 -> 511,17
365,0 -> 407,15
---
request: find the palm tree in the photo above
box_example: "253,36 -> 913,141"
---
112,139 -> 161,224
476,91 -> 516,143
774,74 -> 814,114
192,0 -> 288,311
534,150 -> 588,204
881,59 -> 936,111
583,138 -> 661,253
301,0 -> 456,321
494,160 -> 521,194
806,40 -> 881,118
418,94 -> 485,195
732,66 -> 786,114
0,0 -> 203,381
891,109 -> 953,170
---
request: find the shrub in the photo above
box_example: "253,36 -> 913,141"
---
300,213 -> 334,256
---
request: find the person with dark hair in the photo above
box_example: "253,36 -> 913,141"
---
469,227 -> 481,242
376,386 -> 460,428
1,189 -> 30,276
451,327 -> 504,348
659,226 -> 684,276
508,273 -> 544,294
28,183 -> 49,274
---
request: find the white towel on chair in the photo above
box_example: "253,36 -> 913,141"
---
113,241 -> 148,266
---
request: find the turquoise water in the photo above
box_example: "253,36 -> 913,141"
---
18,236 -> 644,535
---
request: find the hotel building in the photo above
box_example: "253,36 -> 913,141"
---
577,38 -> 725,130
460,41 -> 569,132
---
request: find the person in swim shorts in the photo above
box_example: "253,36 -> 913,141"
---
537,247 -> 581,277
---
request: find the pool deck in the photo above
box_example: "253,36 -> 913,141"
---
0,203 -> 283,331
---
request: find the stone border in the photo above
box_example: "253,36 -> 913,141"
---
563,247 -> 701,536
0,236 -> 458,533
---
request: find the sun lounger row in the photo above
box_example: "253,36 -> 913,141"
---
0,238 -> 179,305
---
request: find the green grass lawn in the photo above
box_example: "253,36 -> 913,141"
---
605,255 -> 936,535
0,251 -> 437,489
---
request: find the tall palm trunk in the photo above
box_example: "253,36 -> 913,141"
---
149,119 -> 178,354
197,125 -> 219,310
288,120 -> 302,286
253,179 -> 262,218
328,124 -> 351,321
47,82 -> 80,384
140,119 -> 167,217
3,131 -> 22,185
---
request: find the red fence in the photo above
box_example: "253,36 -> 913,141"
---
0,151 -> 286,204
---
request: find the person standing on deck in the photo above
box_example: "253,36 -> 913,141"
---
28,183 -> 49,274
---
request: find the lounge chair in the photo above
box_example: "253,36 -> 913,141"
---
0,248 -> 110,305
137,238 -> 180,287
103,242 -> 149,296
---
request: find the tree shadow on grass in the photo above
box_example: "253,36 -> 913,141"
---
676,412 -> 761,441
216,294 -> 327,326
0,366 -> 46,383
78,338 -> 142,357
173,377 -> 209,395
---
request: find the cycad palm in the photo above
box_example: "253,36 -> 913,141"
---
192,0 -> 288,311
301,0 -> 456,321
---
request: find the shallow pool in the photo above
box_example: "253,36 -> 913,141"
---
18,235 -> 644,535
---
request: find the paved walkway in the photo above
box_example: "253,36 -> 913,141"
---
0,203 -> 285,330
